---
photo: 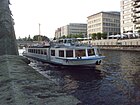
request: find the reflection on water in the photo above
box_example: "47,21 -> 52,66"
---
29,50 -> 140,105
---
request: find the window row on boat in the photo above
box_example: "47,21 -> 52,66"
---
27,48 -> 100,58
51,48 -> 96,58
28,48 -> 48,55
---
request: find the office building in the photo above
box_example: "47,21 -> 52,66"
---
120,0 -> 140,33
55,23 -> 87,39
87,11 -> 120,37
133,0 -> 140,32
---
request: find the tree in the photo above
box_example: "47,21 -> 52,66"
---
61,35 -> 66,39
138,30 -> 140,34
101,33 -> 107,39
66,35 -> 71,38
27,35 -> 32,41
91,33 -> 97,40
96,33 -> 102,40
18,36 -> 22,41
23,37 -> 27,41
33,35 -> 50,41
33,35 -> 41,41
53,37 -> 56,40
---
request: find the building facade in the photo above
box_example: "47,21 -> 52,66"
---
120,0 -> 140,34
87,11 -> 120,37
55,23 -> 87,39
55,28 -> 61,39
133,0 -> 140,32
121,0 -> 134,33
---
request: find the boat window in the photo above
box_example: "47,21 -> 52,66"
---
88,49 -> 95,56
51,50 -> 55,56
66,50 -> 73,57
32,49 -> 34,53
35,49 -> 37,53
34,49 -> 36,53
75,49 -> 86,57
37,49 -> 40,54
59,40 -> 63,43
97,48 -> 102,56
28,49 -> 30,52
59,50 -> 64,57
44,49 -> 47,55
41,49 -> 44,54
64,40 -> 67,43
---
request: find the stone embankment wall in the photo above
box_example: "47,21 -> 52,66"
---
82,39 -> 140,51
92,39 -> 140,51
0,55 -> 80,105
91,39 -> 140,46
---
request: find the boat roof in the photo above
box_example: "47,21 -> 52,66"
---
51,44 -> 97,49
28,38 -> 98,49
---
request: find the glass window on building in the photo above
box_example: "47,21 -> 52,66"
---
88,49 -> 95,56
66,50 -> 73,57
75,49 -> 86,57
59,50 -> 64,57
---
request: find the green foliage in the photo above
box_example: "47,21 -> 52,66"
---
53,37 -> 56,40
101,32 -> 107,39
91,33 -> 97,40
138,30 -> 140,33
33,35 -> 50,41
96,33 -> 102,39
91,32 -> 107,40
17,35 -> 50,41
27,35 -> 32,41
59,33 -> 84,39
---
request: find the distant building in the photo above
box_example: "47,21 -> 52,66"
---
120,0 -> 134,33
120,0 -> 140,34
87,11 -> 120,37
55,28 -> 61,39
132,0 -> 140,32
55,23 -> 87,39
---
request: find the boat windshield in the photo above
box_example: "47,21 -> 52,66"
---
88,49 -> 95,56
66,50 -> 73,57
75,49 -> 86,57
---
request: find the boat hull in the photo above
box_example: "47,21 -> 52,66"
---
23,52 -> 104,66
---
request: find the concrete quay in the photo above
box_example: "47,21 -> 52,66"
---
85,39 -> 140,51
0,55 -> 80,105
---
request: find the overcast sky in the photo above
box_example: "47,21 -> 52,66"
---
10,0 -> 121,39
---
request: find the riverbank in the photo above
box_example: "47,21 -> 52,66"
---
0,55 -> 80,105
82,39 -> 140,51
99,46 -> 140,52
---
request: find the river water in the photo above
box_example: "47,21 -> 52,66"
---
22,50 -> 140,105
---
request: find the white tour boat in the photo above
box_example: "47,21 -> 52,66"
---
23,39 -> 105,66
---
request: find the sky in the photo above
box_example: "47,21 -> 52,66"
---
10,0 -> 121,39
